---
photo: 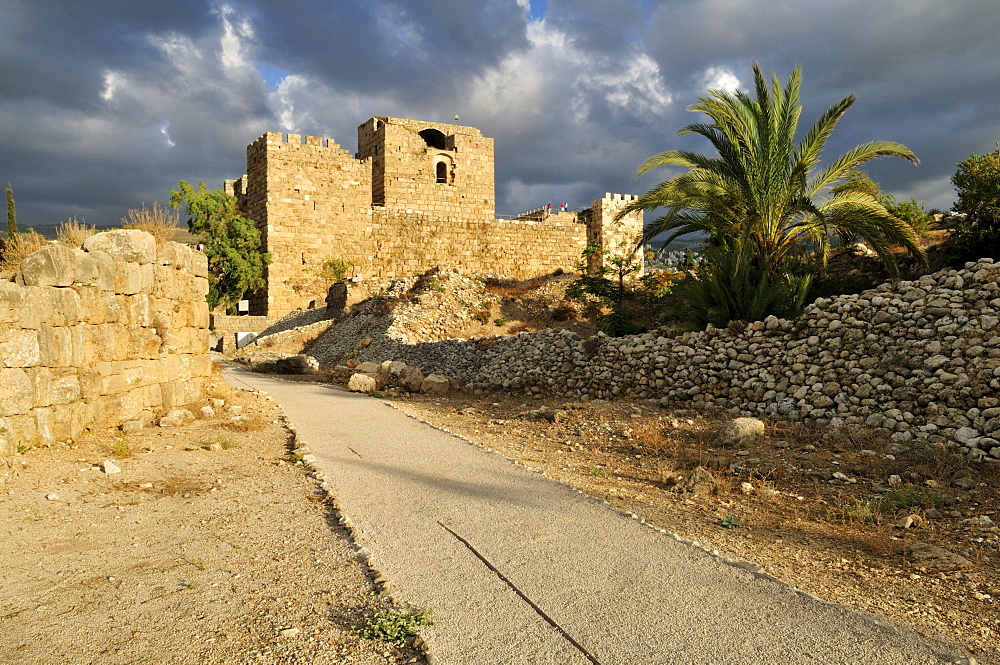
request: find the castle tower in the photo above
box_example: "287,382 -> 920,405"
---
238,132 -> 374,314
357,117 -> 495,221
584,193 -> 644,276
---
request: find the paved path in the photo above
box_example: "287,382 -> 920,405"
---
225,369 -> 962,665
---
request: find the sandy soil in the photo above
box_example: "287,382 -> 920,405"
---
0,381 -> 424,665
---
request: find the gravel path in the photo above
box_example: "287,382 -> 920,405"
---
226,368 -> 969,665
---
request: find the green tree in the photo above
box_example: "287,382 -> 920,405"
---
620,63 -> 925,326
948,146 -> 1000,262
170,180 -> 271,311
566,242 -> 644,336
5,184 -> 17,248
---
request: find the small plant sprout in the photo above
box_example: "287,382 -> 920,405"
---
112,437 -> 130,458
356,607 -> 434,644
719,514 -> 744,529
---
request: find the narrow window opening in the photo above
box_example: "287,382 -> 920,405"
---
436,161 -> 448,184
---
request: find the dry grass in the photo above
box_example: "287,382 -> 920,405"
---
122,202 -> 179,243
0,231 -> 49,272
56,216 -> 97,248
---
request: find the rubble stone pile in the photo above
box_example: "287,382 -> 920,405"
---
316,259 -> 1000,459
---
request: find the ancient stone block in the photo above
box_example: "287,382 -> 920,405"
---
0,368 -> 35,415
0,281 -> 25,323
0,328 -> 40,367
15,244 -> 77,287
38,326 -> 75,367
74,248 -> 116,290
156,241 -> 192,271
83,229 -> 156,264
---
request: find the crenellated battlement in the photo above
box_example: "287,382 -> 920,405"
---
249,131 -> 357,159
230,117 -> 641,316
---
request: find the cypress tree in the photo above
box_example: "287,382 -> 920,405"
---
5,184 -> 17,247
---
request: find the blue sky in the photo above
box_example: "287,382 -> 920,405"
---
2,0 -> 999,228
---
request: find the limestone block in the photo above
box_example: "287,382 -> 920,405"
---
193,353 -> 213,378
50,287 -> 81,326
73,248 -> 116,290
347,373 -> 378,393
118,361 -> 149,392
25,366 -> 53,408
191,302 -> 210,329
189,273 -> 209,299
15,244 -> 76,287
123,294 -> 151,327
73,286 -> 106,324
48,372 -> 80,405
0,281 -> 25,324
420,374 -> 451,396
52,400 -> 89,441
190,251 -> 209,278
160,380 -> 188,408
101,373 -> 128,396
33,408 -> 55,445
119,262 -> 154,295
152,265 -> 186,300
78,368 -> 102,401
0,328 -> 40,367
402,367 -> 425,392
83,229 -> 156,265
38,326 -> 75,367
156,242 -> 192,271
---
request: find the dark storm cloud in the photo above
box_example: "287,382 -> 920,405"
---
1,0 -> 211,109
642,0 -> 1000,205
2,0 -> 999,232
239,0 -> 529,105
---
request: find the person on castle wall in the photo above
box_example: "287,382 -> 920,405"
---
560,202 -> 568,212
546,203 -> 552,215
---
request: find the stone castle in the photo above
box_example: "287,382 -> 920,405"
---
226,117 -> 642,316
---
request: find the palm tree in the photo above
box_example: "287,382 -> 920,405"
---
622,63 -> 925,283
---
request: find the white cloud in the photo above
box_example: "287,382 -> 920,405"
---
700,66 -> 740,94
468,19 -> 672,129
216,4 -> 257,74
100,70 -> 126,102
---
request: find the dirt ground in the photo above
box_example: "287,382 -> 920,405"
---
0,380 -> 424,665
4,371 -> 998,664
387,392 -> 1000,664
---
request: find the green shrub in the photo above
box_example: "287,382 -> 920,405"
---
315,257 -> 352,283
674,245 -> 811,329
947,146 -> 1000,262
356,608 -> 434,643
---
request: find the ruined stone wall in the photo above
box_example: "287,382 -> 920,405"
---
0,231 -> 212,454
365,210 -> 588,279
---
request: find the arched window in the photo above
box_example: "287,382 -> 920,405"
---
419,128 -> 447,150
436,161 -> 448,184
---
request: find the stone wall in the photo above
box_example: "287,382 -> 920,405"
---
0,231 -> 212,454
210,314 -> 284,352
336,258 -> 1000,459
228,118 -> 643,317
